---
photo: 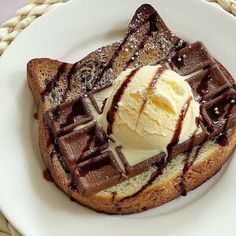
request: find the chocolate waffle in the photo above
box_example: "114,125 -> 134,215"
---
27,4 -> 236,214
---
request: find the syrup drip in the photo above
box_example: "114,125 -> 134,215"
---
106,67 -> 140,135
178,119 -> 210,196
93,12 -> 158,85
33,112 -> 38,120
41,63 -> 67,100
70,197 -> 76,202
69,179 -> 77,191
126,14 -> 158,67
61,102 -> 86,128
78,136 -> 94,160
136,67 -> 165,127
105,189 -> 120,211
165,98 -> 192,195
216,102 -> 235,147
43,169 -> 53,182
167,98 -> 192,154
62,62 -> 79,101
111,191 -> 117,202
119,157 -> 167,202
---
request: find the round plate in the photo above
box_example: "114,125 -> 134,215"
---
0,0 -> 235,235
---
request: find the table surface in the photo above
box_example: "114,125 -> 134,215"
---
0,0 -> 26,25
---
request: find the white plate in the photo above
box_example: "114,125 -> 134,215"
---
0,0 -> 235,235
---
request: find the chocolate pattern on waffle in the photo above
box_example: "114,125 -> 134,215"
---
41,5 -> 236,197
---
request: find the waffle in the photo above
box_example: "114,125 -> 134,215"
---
27,4 -> 236,214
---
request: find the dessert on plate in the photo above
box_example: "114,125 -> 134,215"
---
27,4 -> 236,214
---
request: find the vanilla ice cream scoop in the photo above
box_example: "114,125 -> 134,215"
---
101,65 -> 200,155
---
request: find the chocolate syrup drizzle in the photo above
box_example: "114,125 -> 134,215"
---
118,158 -> 167,202
43,169 -> 53,182
41,63 -> 67,100
179,118 -> 207,196
40,62 -> 80,102
216,102 -> 235,146
164,98 -> 192,196
110,191 -> 122,212
167,98 -> 192,154
61,62 -> 80,101
179,135 -> 209,196
33,112 -> 38,120
196,70 -> 211,96
126,14 -> 158,67
125,35 -> 148,67
61,101 -> 86,128
106,67 -> 140,135
38,4 -> 236,200
136,67 -> 165,127
46,126 -> 69,172
93,11 -> 158,85
78,136 -> 94,160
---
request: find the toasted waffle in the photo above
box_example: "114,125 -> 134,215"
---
27,4 -> 236,214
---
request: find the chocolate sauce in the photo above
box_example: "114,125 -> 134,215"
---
101,98 -> 108,113
41,63 -> 67,100
79,136 -> 94,159
46,125 -> 70,172
93,11 -> 158,85
43,169 -> 53,182
184,117 -> 201,155
62,62 -> 79,100
78,126 -> 104,160
178,137 -> 197,196
46,128 -> 54,148
179,120 -> 209,196
167,98 -> 192,153
179,142 -> 206,196
69,180 -> 77,190
149,13 -> 158,32
111,191 -> 117,202
196,71 -> 211,96
215,102 -> 234,146
216,132 -> 228,147
208,98 -> 234,123
93,34 -> 130,85
106,67 -> 140,135
50,149 -> 57,159
126,14 -> 158,67
173,40 -> 188,52
119,159 -> 167,201
136,67 -> 165,123
171,55 -> 185,69
70,197 -> 76,202
125,37 -> 147,67
167,98 -> 193,195
33,112 -> 38,120
61,101 -> 86,128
